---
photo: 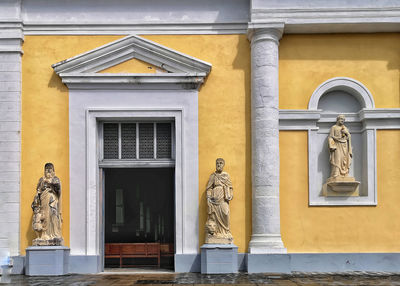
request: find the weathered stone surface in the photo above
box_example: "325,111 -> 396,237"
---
205,158 -> 233,245
31,163 -> 64,246
249,27 -> 286,254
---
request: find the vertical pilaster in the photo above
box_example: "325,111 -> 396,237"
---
0,0 -> 23,268
248,25 -> 286,254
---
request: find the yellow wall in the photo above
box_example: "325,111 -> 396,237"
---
280,34 -> 400,109
21,35 -> 251,253
279,34 -> 400,252
21,33 -> 400,255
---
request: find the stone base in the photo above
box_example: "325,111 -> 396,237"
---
248,234 -> 287,254
322,176 -> 360,197
33,237 -> 63,246
205,235 -> 233,244
25,246 -> 70,276
201,244 -> 238,274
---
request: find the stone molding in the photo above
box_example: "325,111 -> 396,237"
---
251,3 -> 400,33
247,23 -> 284,44
52,35 -> 211,90
309,77 -> 375,110
23,23 -> 248,35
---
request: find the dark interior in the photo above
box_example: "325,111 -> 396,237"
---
104,168 -> 175,268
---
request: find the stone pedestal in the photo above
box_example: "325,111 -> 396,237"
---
322,177 -> 360,197
201,244 -> 238,274
25,246 -> 70,276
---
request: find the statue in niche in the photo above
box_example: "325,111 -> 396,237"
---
328,114 -> 352,179
31,163 -> 63,246
205,158 -> 233,244
323,115 -> 360,196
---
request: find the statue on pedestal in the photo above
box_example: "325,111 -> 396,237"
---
205,158 -> 233,244
323,115 -> 360,196
31,163 -> 63,246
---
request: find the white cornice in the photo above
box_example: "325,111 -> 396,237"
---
22,23 -> 248,35
279,109 -> 400,130
52,35 -> 212,90
251,6 -> 400,33
59,73 -> 207,90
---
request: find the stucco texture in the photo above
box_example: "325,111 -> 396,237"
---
279,34 -> 400,252
21,35 -> 251,253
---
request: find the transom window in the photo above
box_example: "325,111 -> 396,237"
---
103,122 -> 173,160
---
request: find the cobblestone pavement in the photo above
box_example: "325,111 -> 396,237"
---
3,272 -> 400,286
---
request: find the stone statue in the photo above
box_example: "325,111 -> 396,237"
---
328,114 -> 352,180
205,158 -> 233,244
31,163 -> 63,246
323,115 -> 359,196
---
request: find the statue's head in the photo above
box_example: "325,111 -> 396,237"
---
336,114 -> 345,126
44,163 -> 55,179
216,158 -> 225,173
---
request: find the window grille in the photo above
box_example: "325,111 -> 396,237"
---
139,123 -> 154,159
103,123 -> 119,159
103,122 -> 172,160
156,123 -> 172,158
121,123 -> 136,159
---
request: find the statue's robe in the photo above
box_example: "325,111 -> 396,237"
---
206,171 -> 233,239
34,176 -> 62,241
328,124 -> 352,178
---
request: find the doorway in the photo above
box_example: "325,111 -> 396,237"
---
104,168 -> 175,269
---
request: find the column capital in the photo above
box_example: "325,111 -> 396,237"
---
247,22 -> 284,45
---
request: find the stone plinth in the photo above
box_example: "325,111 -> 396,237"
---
201,244 -> 238,274
25,246 -> 70,276
322,176 -> 360,197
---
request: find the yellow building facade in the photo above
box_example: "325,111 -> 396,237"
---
1,0 -> 400,275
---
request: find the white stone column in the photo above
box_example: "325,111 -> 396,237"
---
0,0 -> 23,269
248,25 -> 286,254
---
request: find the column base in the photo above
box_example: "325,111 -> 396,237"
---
249,234 -> 287,254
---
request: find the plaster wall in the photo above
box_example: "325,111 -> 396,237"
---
279,34 -> 400,252
20,35 -> 251,254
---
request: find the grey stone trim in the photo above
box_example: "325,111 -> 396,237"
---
280,109 -> 400,131
0,3 -> 22,269
248,253 -> 400,273
10,255 -> 24,275
248,26 -> 286,254
25,246 -> 70,276
57,73 -> 208,90
175,254 -> 201,273
175,253 -> 246,273
52,35 -> 211,74
52,35 -> 211,90
23,23 -> 248,35
309,77 -> 375,110
251,1 -> 400,33
69,255 -> 101,274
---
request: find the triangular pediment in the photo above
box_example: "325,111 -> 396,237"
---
52,35 -> 211,89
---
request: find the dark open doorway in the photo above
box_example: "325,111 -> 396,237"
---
104,168 -> 175,270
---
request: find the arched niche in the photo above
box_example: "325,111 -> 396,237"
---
307,77 -> 377,206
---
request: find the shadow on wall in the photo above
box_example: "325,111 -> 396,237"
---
48,71 -> 68,92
